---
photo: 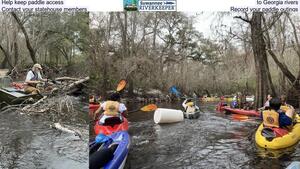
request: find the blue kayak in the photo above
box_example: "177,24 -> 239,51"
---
89,131 -> 130,169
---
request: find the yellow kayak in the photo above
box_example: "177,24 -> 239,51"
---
202,97 -> 220,102
255,114 -> 300,149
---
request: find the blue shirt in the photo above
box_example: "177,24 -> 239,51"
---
278,112 -> 292,128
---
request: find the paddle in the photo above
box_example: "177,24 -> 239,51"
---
128,104 -> 158,113
90,104 -> 158,122
169,86 -> 204,113
116,79 -> 127,92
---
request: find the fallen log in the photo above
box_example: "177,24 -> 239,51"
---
22,96 -> 48,111
66,76 -> 89,89
55,77 -> 80,81
50,122 -> 82,138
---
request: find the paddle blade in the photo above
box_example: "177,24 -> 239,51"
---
116,79 -> 127,92
232,114 -> 249,120
140,104 -> 158,112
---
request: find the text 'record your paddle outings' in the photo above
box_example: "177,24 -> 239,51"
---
1,0 -> 87,12
230,0 -> 299,12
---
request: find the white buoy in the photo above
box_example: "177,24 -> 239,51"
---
154,108 -> 184,124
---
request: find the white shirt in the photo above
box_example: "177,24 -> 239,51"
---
25,70 -> 42,82
264,100 -> 270,107
182,99 -> 199,110
100,101 -> 127,113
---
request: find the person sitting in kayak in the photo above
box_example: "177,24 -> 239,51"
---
94,93 -> 127,124
258,94 -> 272,111
280,94 -> 295,121
24,63 -> 47,94
261,98 -> 292,129
230,96 -> 238,108
182,99 -> 199,113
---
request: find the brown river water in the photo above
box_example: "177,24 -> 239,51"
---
2,100 -> 300,169
123,102 -> 300,169
0,96 -> 89,169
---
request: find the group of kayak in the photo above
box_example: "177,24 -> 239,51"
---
89,85 -> 299,169
88,93 -> 203,169
216,95 -> 300,150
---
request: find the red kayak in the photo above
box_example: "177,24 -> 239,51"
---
94,116 -> 129,135
89,103 -> 100,111
223,106 -> 260,117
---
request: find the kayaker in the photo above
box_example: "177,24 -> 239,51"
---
259,94 -> 272,111
24,63 -> 47,94
220,96 -> 227,106
182,99 -> 199,113
280,94 -> 295,120
261,98 -> 292,129
94,93 -> 127,123
230,96 -> 238,108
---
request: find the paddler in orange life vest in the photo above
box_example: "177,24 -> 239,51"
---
94,93 -> 127,123
24,63 -> 47,94
261,98 -> 293,129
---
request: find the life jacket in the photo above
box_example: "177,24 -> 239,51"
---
280,105 -> 290,112
262,110 -> 279,128
186,106 -> 196,113
103,101 -> 120,116
27,70 -> 39,87
30,70 -> 39,80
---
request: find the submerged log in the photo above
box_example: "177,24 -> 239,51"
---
50,122 -> 82,138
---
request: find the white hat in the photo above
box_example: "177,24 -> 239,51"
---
33,63 -> 42,70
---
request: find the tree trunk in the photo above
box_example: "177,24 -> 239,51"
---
11,12 -> 37,63
250,12 -> 271,108
128,76 -> 134,96
0,44 -> 13,68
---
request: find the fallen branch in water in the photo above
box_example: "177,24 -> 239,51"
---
50,122 -> 82,138
22,96 -> 48,112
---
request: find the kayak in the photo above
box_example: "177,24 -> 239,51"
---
89,131 -> 130,169
223,106 -> 260,117
255,115 -> 300,149
216,102 -> 227,111
0,87 -> 41,105
94,116 -> 129,135
201,97 -> 220,102
89,103 -> 100,111
184,110 -> 200,119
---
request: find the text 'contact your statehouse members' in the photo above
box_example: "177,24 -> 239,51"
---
1,0 -> 87,12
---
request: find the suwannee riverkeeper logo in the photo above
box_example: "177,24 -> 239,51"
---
124,0 -> 177,11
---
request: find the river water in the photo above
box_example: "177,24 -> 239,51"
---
0,96 -> 89,169
124,102 -> 300,169
3,99 -> 299,169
